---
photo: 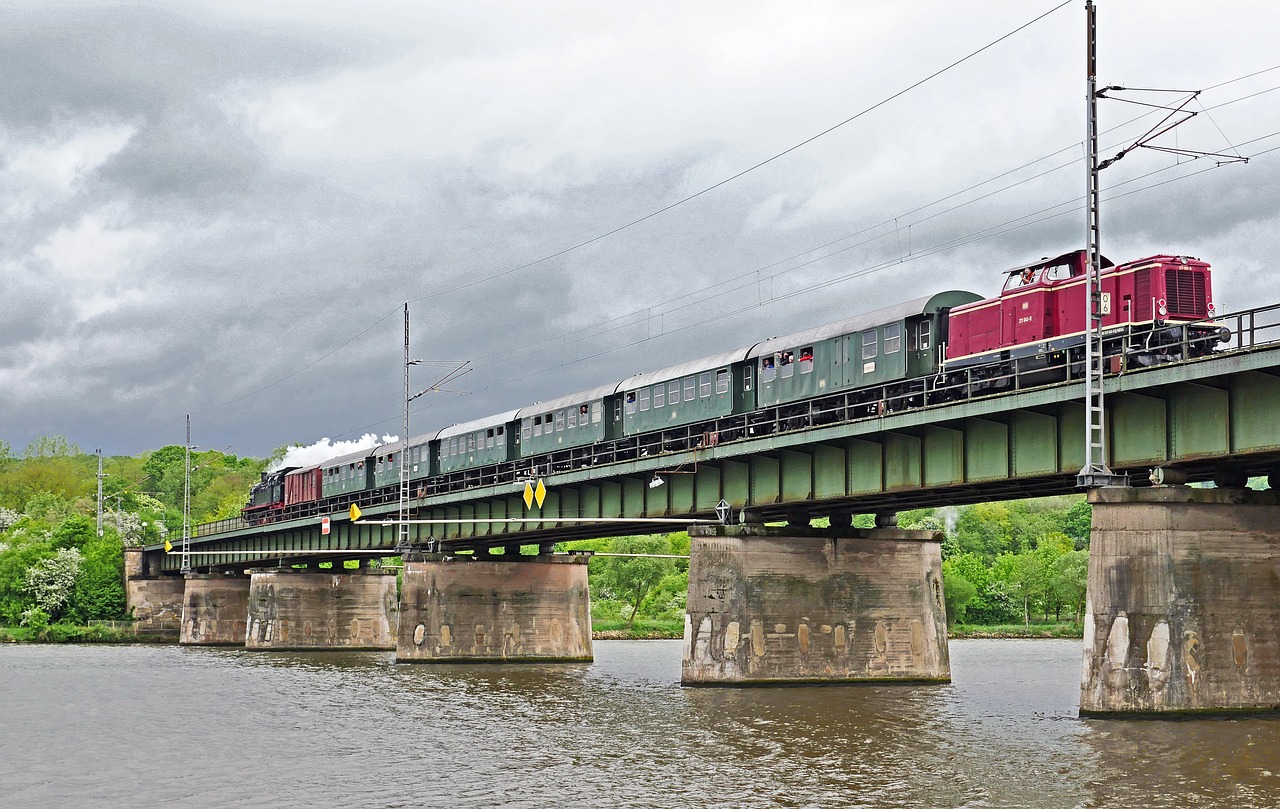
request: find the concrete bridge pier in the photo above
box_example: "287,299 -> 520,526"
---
682,525 -> 950,686
180,573 -> 251,646
244,568 -> 398,650
397,555 -> 592,663
1081,485 -> 1280,715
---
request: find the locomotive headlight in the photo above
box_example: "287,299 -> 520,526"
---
1208,301 -> 1216,316
1157,297 -> 1167,317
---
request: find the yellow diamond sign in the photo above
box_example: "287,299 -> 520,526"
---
535,478 -> 547,508
349,503 -> 363,522
523,481 -> 535,510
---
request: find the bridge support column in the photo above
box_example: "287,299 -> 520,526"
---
122,547 -> 183,634
244,569 -> 398,650
682,525 -> 949,685
397,555 -> 592,663
180,574 -> 250,646
1081,486 -> 1280,715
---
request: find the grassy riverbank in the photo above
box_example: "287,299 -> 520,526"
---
0,623 -> 177,643
590,621 -> 1085,641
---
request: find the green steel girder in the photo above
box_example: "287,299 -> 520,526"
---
151,347 -> 1280,571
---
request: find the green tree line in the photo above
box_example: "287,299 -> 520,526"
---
0,436 -> 267,628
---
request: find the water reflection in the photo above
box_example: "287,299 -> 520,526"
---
2,639 -> 1280,808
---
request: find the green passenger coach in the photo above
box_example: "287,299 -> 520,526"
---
751,292 -> 980,408
620,349 -> 747,436
437,410 -> 520,475
518,383 -> 616,457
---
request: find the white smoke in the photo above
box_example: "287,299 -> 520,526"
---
270,433 -> 399,471
937,506 -> 959,537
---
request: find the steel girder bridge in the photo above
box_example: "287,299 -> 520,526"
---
146,305 -> 1280,573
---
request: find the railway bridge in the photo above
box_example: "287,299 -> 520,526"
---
129,305 -> 1280,714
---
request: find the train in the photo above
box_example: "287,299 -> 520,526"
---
242,249 -> 1227,524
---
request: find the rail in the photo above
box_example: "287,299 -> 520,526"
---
190,302 -> 1280,539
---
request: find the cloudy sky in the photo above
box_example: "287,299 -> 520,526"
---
3,0 -> 1278,459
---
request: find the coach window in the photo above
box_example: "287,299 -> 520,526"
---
556,411 -> 565,431
583,404 -> 593,426
639,388 -> 651,411
487,428 -> 495,448
862,330 -> 878,360
533,416 -> 542,437
625,391 -> 638,415
595,401 -> 604,424
669,380 -> 681,404
760,355 -> 776,382
522,421 -> 532,440
614,400 -> 623,421
743,366 -> 753,391
653,384 -> 665,408
699,371 -> 712,398
779,350 -> 794,379
567,408 -> 577,428
684,376 -> 696,401
715,368 -> 729,394
798,346 -> 814,373
468,434 -> 476,452
884,325 -> 901,354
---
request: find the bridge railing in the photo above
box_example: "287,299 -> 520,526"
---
189,302 -> 1280,540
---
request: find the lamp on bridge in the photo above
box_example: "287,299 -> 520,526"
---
649,474 -> 665,489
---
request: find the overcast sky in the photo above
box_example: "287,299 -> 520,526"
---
3,0 -> 1278,459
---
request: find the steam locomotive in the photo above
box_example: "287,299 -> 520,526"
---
243,249 -> 1226,524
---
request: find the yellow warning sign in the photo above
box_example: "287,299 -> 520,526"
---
349,503 -> 363,522
164,539 -> 173,553
535,478 -> 547,508
523,481 -> 535,510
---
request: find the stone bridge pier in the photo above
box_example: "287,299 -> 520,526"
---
682,525 -> 950,685
244,567 -> 398,651
1081,485 -> 1280,715
181,573 -> 250,646
397,554 -> 592,663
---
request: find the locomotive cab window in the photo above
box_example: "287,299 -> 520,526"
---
1044,264 -> 1074,282
798,346 -> 814,374
862,330 -> 878,360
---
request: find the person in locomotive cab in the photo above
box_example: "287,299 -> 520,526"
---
1020,268 -> 1035,285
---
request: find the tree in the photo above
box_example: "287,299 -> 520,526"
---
23,435 -> 81,459
594,535 -> 677,629
23,547 -> 83,623
954,503 -> 1014,560
1063,498 -> 1092,549
943,572 -> 977,625
1052,550 -> 1089,623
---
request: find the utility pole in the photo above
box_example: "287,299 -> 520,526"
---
181,415 -> 193,574
399,304 -> 413,555
1076,0 -> 1126,488
96,449 -> 105,537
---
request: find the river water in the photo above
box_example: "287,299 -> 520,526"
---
2,639 -> 1278,808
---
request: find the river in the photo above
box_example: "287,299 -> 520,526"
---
1,639 -> 1278,808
